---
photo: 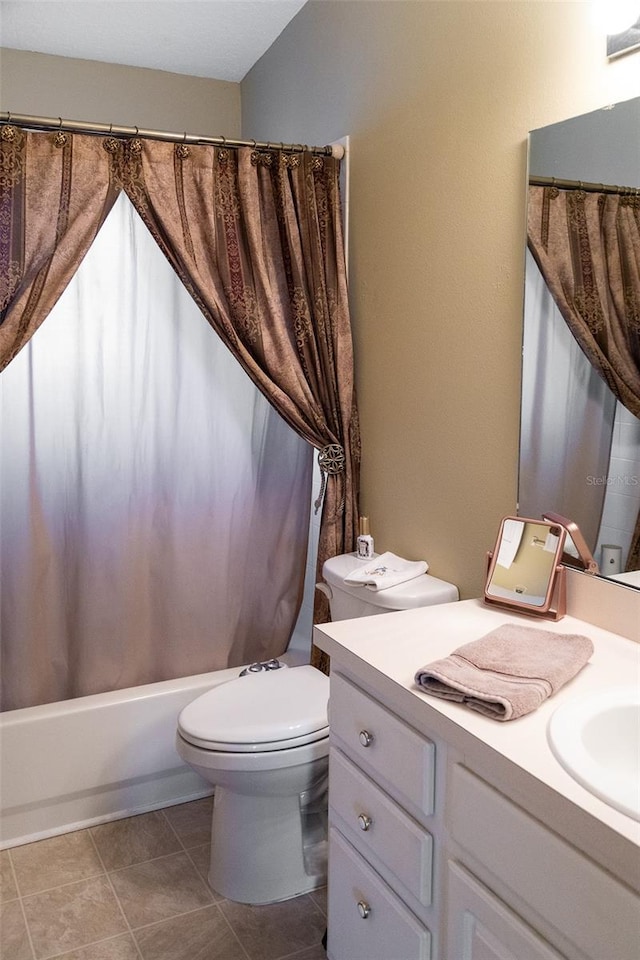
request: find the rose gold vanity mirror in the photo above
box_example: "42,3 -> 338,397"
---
484,514 -> 598,621
485,516 -> 567,619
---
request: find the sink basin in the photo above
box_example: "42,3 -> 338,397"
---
548,687 -> 640,821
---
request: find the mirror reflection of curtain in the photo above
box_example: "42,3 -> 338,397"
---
527,186 -> 640,413
527,185 -> 640,570
519,249 -> 616,551
0,195 -> 313,711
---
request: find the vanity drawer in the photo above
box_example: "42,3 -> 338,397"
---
330,671 -> 435,817
327,826 -> 432,960
330,746 -> 433,905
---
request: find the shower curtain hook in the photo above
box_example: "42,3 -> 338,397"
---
58,117 -> 63,129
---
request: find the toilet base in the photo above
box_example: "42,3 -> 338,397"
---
209,784 -> 327,904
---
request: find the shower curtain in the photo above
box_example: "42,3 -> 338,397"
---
519,249 -> 616,551
1,126 -> 361,683
0,194 -> 313,711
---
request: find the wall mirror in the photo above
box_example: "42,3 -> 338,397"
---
519,96 -> 640,591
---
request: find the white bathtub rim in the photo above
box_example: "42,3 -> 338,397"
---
3,664 -> 243,725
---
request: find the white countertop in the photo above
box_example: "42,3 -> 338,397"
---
314,599 -> 640,857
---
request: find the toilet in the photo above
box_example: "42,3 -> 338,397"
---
175,551 -> 458,905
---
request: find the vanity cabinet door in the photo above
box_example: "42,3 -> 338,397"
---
446,861 -> 564,960
449,764 -> 640,960
327,827 -> 431,960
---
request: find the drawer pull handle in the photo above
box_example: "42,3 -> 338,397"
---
357,813 -> 372,831
359,729 -> 374,747
357,900 -> 371,919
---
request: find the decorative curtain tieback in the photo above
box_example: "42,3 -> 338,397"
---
314,443 -> 346,513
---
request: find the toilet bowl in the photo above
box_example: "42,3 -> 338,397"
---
176,664 -> 329,905
176,552 -> 458,905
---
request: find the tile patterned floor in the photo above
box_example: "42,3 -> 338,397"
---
0,798 -> 327,960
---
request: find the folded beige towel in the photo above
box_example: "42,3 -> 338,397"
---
414,623 -> 593,721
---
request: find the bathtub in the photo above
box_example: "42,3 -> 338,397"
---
0,652 -> 304,849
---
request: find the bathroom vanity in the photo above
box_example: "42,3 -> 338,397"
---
314,593 -> 640,960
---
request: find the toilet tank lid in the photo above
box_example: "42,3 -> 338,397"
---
322,552 -> 459,609
178,665 -> 329,746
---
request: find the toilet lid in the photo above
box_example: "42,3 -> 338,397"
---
177,664 -> 330,752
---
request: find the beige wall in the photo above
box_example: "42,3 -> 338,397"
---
0,48 -> 240,137
242,0 -> 640,598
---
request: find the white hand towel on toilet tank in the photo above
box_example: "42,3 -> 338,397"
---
344,552 -> 429,591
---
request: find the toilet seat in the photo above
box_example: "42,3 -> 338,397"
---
177,664 -> 329,753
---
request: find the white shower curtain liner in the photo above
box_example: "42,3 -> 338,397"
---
1,194 -> 313,711
519,248 -> 615,551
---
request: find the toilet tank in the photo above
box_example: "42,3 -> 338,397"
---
319,552 -> 458,621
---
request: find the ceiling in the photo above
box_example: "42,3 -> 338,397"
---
0,0 -> 308,82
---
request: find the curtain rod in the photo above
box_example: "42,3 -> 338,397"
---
529,175 -> 639,196
0,112 -> 345,159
